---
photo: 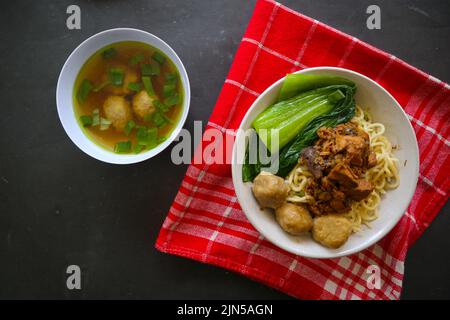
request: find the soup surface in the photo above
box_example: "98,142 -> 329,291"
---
73,41 -> 183,154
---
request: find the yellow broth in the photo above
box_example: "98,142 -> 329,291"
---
73,41 -> 183,153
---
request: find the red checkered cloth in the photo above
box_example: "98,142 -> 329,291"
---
156,0 -> 450,299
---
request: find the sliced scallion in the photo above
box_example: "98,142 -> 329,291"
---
93,80 -> 110,92
102,47 -> 117,59
141,64 -> 153,76
80,115 -> 93,127
108,68 -> 125,86
128,53 -> 144,66
151,63 -> 160,76
162,113 -> 174,124
114,141 -> 132,153
154,100 -> 169,112
133,144 -> 144,154
163,84 -> 176,97
152,112 -> 167,128
164,93 -> 179,106
99,117 -> 112,130
142,76 -> 155,96
143,113 -> 153,122
141,63 -> 160,76
77,79 -> 93,104
136,126 -> 157,148
124,119 -> 136,136
92,108 -> 100,126
147,127 -> 158,148
152,51 -> 166,65
165,73 -> 177,85
136,126 -> 148,143
127,82 -> 142,92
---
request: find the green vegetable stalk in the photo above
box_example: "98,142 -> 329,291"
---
252,86 -> 346,152
242,74 -> 356,182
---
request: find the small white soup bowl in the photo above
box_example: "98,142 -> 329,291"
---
232,67 -> 419,259
56,28 -> 190,164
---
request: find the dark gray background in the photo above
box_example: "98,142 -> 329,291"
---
0,0 -> 448,299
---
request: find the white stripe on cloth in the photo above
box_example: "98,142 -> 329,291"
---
408,114 -> 450,147
202,202 -> 235,262
375,55 -> 396,81
242,37 -> 308,69
419,173 -> 447,196
224,79 -> 260,97
181,179 -> 236,202
404,76 -> 440,114
338,37 -> 358,67
405,211 -> 420,230
290,20 -> 318,72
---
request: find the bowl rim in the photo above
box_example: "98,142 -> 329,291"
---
231,66 -> 419,259
56,27 -> 191,164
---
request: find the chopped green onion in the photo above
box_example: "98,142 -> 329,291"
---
114,141 -> 132,153
77,79 -> 93,104
124,120 -> 136,136
133,144 -> 144,154
165,73 -> 178,85
141,63 -> 160,76
151,63 -> 160,76
158,136 -> 167,143
162,113 -> 174,124
142,76 -> 155,96
127,82 -> 142,92
154,100 -> 170,112
141,64 -> 153,76
102,47 -> 117,59
99,117 -> 112,130
136,126 -> 157,148
92,80 -> 110,92
152,112 -> 167,127
143,112 -> 153,122
163,84 -> 176,97
152,51 -> 166,65
108,68 -> 125,86
136,126 -> 148,143
147,127 -> 158,148
128,53 -> 144,66
164,93 -> 179,106
80,115 -> 93,127
92,108 -> 100,126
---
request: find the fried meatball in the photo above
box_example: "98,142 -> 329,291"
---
103,65 -> 139,95
103,95 -> 132,131
275,203 -> 313,235
132,90 -> 156,120
312,215 -> 352,249
252,172 -> 289,209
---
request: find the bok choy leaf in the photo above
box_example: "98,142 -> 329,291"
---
242,74 -> 356,182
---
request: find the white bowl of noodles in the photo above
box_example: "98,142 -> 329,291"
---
231,67 -> 419,259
